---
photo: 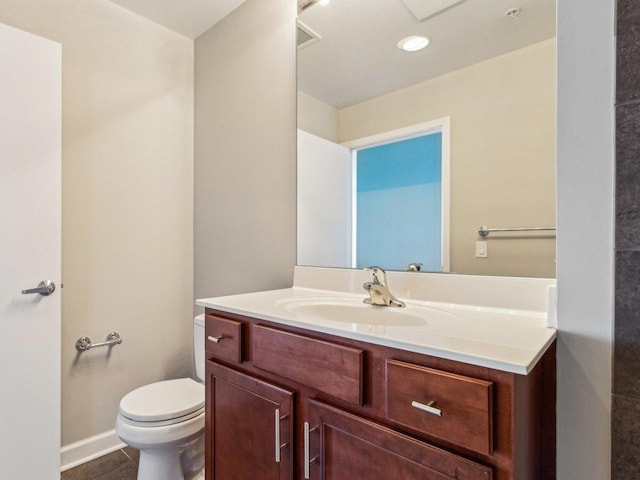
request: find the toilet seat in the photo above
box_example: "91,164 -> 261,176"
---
119,378 -> 204,427
116,409 -> 204,449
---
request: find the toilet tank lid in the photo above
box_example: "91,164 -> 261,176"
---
120,378 -> 204,423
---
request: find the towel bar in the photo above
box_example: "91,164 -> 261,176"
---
76,332 -> 122,351
477,226 -> 556,237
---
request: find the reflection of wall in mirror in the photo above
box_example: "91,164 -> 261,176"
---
298,38 -> 556,278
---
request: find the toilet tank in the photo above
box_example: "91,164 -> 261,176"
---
194,314 -> 205,382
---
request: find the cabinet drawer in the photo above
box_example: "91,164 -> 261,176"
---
205,314 -> 243,363
386,359 -> 493,455
252,325 -> 363,405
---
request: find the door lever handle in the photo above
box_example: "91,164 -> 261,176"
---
22,280 -> 55,296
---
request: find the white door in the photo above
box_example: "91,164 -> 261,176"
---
0,23 -> 61,479
297,130 -> 353,268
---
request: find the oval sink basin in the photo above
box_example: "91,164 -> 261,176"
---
290,303 -> 425,326
277,297 -> 457,327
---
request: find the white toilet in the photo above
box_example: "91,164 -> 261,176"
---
116,315 -> 206,480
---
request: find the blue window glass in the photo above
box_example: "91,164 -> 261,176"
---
356,132 -> 442,271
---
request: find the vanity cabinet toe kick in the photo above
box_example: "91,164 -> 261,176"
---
204,309 -> 556,480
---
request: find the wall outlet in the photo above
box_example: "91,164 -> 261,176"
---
475,241 -> 488,258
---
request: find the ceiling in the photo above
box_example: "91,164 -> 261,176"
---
104,0 -> 555,108
108,0 -> 246,39
298,0 -> 556,109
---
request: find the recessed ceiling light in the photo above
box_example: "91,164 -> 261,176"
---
397,36 -> 430,52
317,0 -> 330,5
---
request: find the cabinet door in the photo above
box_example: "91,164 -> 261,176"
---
305,399 -> 492,480
207,362 -> 294,480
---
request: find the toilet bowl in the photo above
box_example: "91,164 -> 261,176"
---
116,315 -> 206,480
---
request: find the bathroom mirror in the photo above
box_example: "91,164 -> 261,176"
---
296,0 -> 556,278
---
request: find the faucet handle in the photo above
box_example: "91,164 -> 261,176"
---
365,266 -> 386,284
365,266 -> 385,272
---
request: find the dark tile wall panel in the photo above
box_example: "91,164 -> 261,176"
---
617,0 -> 640,104
612,395 -> 640,480
615,0 -> 640,477
614,251 -> 640,398
616,103 -> 640,249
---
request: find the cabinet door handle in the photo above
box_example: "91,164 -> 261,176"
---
274,409 -> 289,463
411,400 -> 442,417
275,408 -> 289,463
207,335 -> 223,343
304,421 -> 319,479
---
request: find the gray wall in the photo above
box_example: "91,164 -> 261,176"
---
613,0 -> 640,477
194,0 -> 297,301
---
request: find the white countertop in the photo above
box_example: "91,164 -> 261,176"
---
196,286 -> 556,375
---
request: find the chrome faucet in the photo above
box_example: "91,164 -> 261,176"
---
406,262 -> 423,272
362,266 -> 406,307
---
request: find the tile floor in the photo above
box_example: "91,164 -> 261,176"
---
60,447 -> 139,480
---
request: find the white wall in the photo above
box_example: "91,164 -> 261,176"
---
194,0 -> 296,300
556,0 -> 615,478
0,0 -> 194,448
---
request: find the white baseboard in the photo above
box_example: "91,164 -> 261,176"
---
60,429 -> 126,472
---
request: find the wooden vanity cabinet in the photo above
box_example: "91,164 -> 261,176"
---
204,309 -> 556,480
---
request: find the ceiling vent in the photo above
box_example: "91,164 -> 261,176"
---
400,0 -> 466,21
297,21 -> 321,50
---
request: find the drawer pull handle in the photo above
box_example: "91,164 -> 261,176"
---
207,335 -> 223,343
411,400 -> 442,417
304,422 -> 319,479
